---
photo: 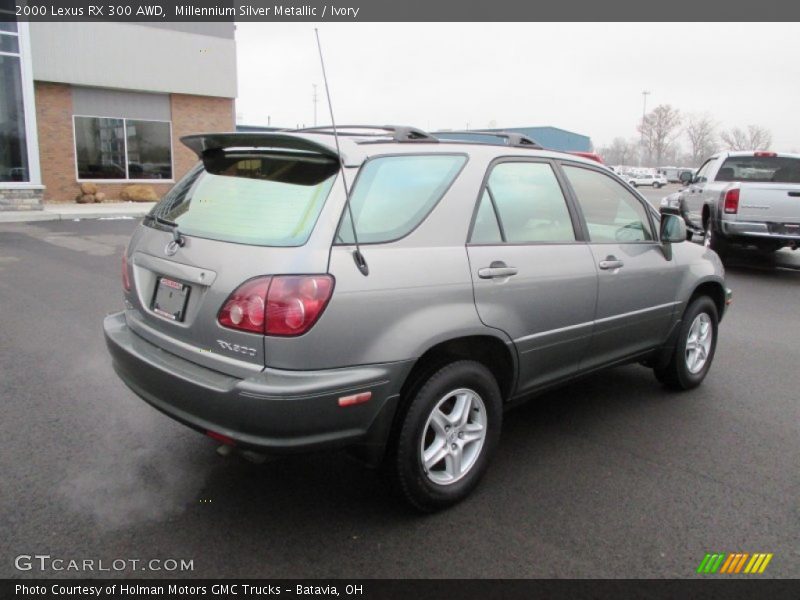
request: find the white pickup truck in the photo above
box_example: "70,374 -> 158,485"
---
661,151 -> 800,256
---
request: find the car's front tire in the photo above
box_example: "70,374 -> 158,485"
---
655,296 -> 719,390
394,360 -> 502,512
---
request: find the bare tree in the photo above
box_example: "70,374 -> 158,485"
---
599,137 -> 638,165
720,125 -> 772,151
684,114 -> 718,165
638,104 -> 682,166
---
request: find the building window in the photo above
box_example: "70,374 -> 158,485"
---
0,23 -> 29,183
74,116 -> 172,181
126,120 -> 172,180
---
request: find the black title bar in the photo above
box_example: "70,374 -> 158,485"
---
3,579 -> 800,600
1,0 -> 798,22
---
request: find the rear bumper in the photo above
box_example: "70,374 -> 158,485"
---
103,312 -> 413,459
720,220 -> 800,241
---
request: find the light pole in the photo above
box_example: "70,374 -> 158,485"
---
640,90 -> 650,167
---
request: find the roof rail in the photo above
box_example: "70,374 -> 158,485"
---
294,125 -> 439,143
432,130 -> 544,149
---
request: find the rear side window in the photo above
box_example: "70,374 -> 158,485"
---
337,155 -> 466,244
716,156 -> 800,183
151,153 -> 338,247
563,165 -> 654,243
470,162 -> 575,244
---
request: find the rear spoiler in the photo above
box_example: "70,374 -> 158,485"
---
181,132 -> 343,163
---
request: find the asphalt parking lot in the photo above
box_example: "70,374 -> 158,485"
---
1,217 -> 798,579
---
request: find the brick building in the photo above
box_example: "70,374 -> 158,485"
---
0,20 -> 236,209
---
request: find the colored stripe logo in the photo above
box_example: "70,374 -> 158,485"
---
696,553 -> 773,574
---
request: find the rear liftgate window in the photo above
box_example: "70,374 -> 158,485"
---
151,153 -> 339,246
337,155 -> 467,244
716,156 -> 800,183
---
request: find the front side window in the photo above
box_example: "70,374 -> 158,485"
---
74,116 -> 172,180
470,190 -> 503,244
694,159 -> 713,183
473,161 -> 575,244
151,154 -> 338,247
563,165 -> 654,243
337,155 -> 466,244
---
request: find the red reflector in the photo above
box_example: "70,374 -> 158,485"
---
338,391 -> 372,407
754,151 -> 777,157
207,431 -> 236,446
724,188 -> 740,214
122,253 -> 131,292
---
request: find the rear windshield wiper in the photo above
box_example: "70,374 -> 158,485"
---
150,214 -> 186,247
154,215 -> 178,228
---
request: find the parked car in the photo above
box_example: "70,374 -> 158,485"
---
104,126 -> 730,511
661,151 -> 800,256
627,173 -> 668,188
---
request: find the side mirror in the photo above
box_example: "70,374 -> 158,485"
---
679,171 -> 693,185
661,213 -> 687,244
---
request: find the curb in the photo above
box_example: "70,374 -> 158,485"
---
0,203 -> 156,224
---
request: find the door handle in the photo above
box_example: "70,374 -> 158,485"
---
478,261 -> 518,279
598,256 -> 624,270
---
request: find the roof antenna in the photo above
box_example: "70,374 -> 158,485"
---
314,28 -> 368,276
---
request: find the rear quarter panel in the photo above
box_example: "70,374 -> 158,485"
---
261,152 -> 509,370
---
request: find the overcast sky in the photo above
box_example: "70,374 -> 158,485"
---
235,23 -> 800,152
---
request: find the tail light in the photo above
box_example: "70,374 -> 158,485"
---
218,275 -> 334,336
122,253 -> 131,292
754,151 -> 777,157
724,188 -> 740,214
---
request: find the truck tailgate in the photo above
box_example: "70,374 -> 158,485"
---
736,184 -> 800,223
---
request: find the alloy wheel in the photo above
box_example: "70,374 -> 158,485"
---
419,388 -> 487,486
685,313 -> 713,374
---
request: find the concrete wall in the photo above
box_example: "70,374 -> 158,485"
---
29,22 -> 236,99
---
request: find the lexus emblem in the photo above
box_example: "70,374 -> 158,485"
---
165,240 -> 180,256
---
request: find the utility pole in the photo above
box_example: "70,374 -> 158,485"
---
640,90 -> 650,167
313,84 -> 318,127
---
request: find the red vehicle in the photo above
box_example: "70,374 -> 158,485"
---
567,151 -> 604,164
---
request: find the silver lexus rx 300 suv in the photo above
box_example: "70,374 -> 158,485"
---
104,126 -> 730,511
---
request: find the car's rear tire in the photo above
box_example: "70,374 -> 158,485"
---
393,360 -> 502,512
756,242 -> 780,256
655,296 -> 719,390
704,219 -> 728,258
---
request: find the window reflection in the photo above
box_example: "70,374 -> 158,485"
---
74,116 -> 172,180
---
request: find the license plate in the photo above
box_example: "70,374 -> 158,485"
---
152,277 -> 190,321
